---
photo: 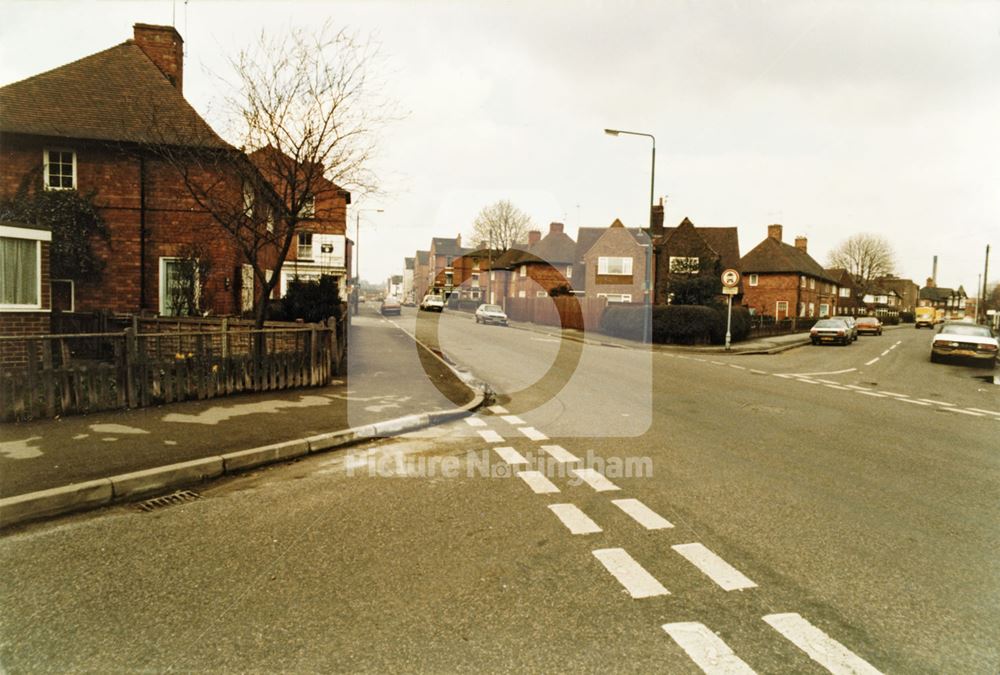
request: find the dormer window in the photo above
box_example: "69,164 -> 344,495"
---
44,149 -> 75,190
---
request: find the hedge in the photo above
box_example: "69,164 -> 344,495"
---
600,304 -> 751,344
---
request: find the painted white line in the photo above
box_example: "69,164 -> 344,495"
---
662,623 -> 757,675
898,398 -> 931,406
864,358 -> 879,366
488,405 -> 509,414
729,364 -> 746,370
517,470 -> 560,494
918,399 -> 955,407
790,368 -> 857,376
548,503 -> 602,535
968,408 -> 1000,416
889,344 -> 898,350
856,390 -> 887,398
519,426 -> 548,441
672,543 -> 757,591
501,414 -> 526,425
879,391 -> 908,397
572,468 -> 621,492
763,613 -> 882,675
592,548 -> 669,599
950,408 -> 986,417
845,385 -> 872,391
541,444 -> 581,463
612,498 -> 674,529
775,374 -> 794,379
797,378 -> 819,385
710,360 -> 726,366
693,358 -> 707,362
750,369 -> 768,375
815,379 -> 840,385
494,446 -> 528,465
825,384 -> 851,391
880,350 -> 890,357
477,429 -> 504,443
464,417 -> 487,427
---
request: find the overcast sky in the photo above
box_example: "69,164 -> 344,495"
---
3,1 -> 998,293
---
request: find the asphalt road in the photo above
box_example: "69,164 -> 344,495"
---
1,307 -> 997,673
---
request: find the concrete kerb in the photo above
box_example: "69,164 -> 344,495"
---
0,327 -> 489,531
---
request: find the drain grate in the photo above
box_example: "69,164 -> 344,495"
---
137,489 -> 201,512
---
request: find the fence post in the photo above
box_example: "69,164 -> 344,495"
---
221,318 -> 230,359
124,327 -> 138,408
309,325 -> 319,385
328,317 -> 339,377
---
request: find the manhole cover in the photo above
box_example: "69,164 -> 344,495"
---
137,489 -> 201,512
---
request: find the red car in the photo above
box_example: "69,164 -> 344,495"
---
856,316 -> 882,335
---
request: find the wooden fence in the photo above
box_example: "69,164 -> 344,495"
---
503,296 -> 608,332
0,318 -> 347,422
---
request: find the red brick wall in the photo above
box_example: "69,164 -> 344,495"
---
741,273 -> 839,318
584,227 -> 645,300
0,314 -> 51,367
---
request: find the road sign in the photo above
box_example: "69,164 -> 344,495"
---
722,286 -> 738,295
721,269 -> 740,288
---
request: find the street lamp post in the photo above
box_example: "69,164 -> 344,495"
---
605,128 -> 656,343
354,207 -> 384,315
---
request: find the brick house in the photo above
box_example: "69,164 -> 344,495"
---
249,147 -> 352,304
414,250 -> 430,302
576,219 -> 649,304
502,222 -> 576,299
875,275 -> 919,313
649,216 -> 740,305
739,225 -> 838,320
0,222 -> 52,363
919,279 -> 968,319
428,235 -> 471,297
402,257 -> 415,304
826,268 -> 865,316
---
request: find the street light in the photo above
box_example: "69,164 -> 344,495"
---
354,207 -> 384,314
605,128 -> 656,343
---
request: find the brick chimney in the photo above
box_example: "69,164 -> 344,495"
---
926,276 -> 935,289
549,222 -> 564,234
767,224 -> 783,241
649,197 -> 665,236
794,236 -> 807,253
455,233 -> 461,248
528,230 -> 542,246
133,23 -> 184,92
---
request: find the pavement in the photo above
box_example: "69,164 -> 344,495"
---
0,305 -> 485,528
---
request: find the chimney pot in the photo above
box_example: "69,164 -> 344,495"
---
528,230 -> 542,246
794,236 -> 808,252
455,233 -> 461,248
767,224 -> 783,241
549,222 -> 564,234
133,23 -> 184,93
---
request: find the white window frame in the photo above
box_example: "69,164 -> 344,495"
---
819,303 -> 829,317
43,148 -> 76,191
597,293 -> 632,303
798,302 -> 806,317
297,231 -> 314,260
536,290 -> 548,298
809,278 -> 815,290
808,302 -> 815,317
159,256 -> 201,317
597,256 -> 633,275
519,265 -> 527,278
776,301 -> 788,316
800,275 -> 807,288
0,227 -> 48,310
518,290 -> 526,298
565,265 -> 572,279
839,287 -> 850,298
748,273 -> 758,287
471,272 -> 480,288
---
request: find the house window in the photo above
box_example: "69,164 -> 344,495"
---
159,257 -> 201,317
800,275 -> 807,288
444,272 -> 453,287
668,256 -> 699,273
566,265 -> 572,279
776,301 -> 788,317
298,232 -> 314,260
44,149 -> 75,190
598,256 -> 633,275
473,260 -> 480,271
242,181 -> 254,218
471,273 -> 480,288
299,195 -> 316,219
819,303 -> 829,317
808,302 -> 815,317
839,287 -> 850,298
748,273 -> 758,287
536,291 -> 547,298
798,302 -> 806,317
518,290 -> 526,298
490,271 -> 495,281
809,278 -> 815,290
597,293 -> 632,303
519,265 -> 527,278
0,235 -> 42,308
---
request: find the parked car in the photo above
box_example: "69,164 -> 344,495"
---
475,303 -> 509,326
419,294 -> 445,312
380,296 -> 402,316
930,322 -> 998,367
832,315 -> 858,341
856,316 -> 882,336
810,318 -> 852,346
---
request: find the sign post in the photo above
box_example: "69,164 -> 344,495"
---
720,269 -> 741,351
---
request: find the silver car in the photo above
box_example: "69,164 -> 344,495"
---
475,303 -> 508,326
832,315 -> 858,341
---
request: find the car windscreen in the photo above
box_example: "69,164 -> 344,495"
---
481,305 -> 502,312
815,320 -> 846,328
940,324 -> 992,338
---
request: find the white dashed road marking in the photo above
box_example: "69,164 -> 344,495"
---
464,417 -> 487,427
672,543 -> 757,591
662,622 -> 757,675
519,427 -> 548,441
540,444 -> 581,463
763,613 -> 882,675
919,398 -> 954,406
501,415 -> 526,425
548,504 -> 602,535
517,471 -> 560,494
493,446 -> 528,465
880,350 -> 890,357
612,498 -> 674,529
592,548 -> 669,599
856,391 -> 886,398
488,405 -> 509,414
899,398 -> 931,406
477,430 -> 504,443
729,364 -> 746,370
864,358 -> 879,366
750,369 -> 768,375
572,468 -> 621,492
950,408 -> 985,417
879,391 -> 908,398
969,408 -> 1000,416
825,384 -> 850,391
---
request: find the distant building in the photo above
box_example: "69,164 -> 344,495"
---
402,257 -> 415,304
875,275 -> 919,313
578,219 -> 649,304
919,278 -> 967,319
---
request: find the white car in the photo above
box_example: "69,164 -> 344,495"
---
419,294 -> 444,312
475,303 -> 508,326
930,322 -> 998,367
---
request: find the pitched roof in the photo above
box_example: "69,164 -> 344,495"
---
404,257 -> 414,270
0,41 -> 227,148
576,221 -> 648,260
919,286 -> 961,301
415,250 -> 430,265
529,229 -> 577,264
654,218 -> 740,269
739,236 -> 835,281
431,237 -> 464,257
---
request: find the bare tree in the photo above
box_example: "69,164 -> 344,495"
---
828,233 -> 897,297
149,24 -> 390,327
470,200 -> 533,252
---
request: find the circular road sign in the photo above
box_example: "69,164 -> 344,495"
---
721,268 -> 741,288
